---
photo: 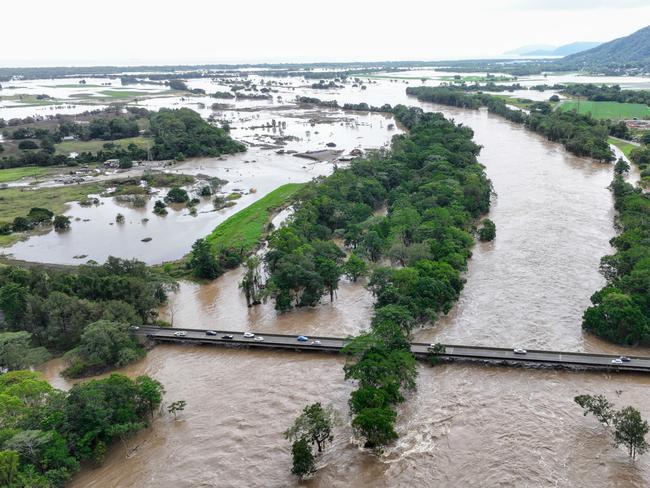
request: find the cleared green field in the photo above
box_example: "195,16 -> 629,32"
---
559,100 -> 650,120
0,183 -> 102,225
0,166 -> 58,183
608,137 -> 638,158
55,136 -> 151,155
206,183 -> 303,253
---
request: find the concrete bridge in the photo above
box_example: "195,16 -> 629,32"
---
138,326 -> 650,373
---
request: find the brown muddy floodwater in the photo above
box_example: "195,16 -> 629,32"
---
41,101 -> 650,487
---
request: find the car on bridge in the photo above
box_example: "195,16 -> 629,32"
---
254,336 -> 265,342
205,330 -> 217,336
297,336 -> 309,342
243,332 -> 255,338
311,340 -> 321,345
612,358 -> 624,364
173,331 -> 187,337
513,348 -> 527,354
620,356 -> 631,362
222,334 -> 234,340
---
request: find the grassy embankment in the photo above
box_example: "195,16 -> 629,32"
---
608,137 -> 638,158
206,183 -> 303,252
160,183 -> 303,277
0,183 -> 103,246
558,100 -> 650,120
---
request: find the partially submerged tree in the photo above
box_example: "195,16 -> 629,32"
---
239,256 -> 265,307
575,394 -> 649,460
284,402 -> 337,453
290,438 -> 315,478
614,406 -> 649,460
168,400 -> 187,420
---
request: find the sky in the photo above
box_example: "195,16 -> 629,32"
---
2,0 -> 650,67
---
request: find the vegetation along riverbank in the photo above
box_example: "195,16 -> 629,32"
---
254,105 -> 492,469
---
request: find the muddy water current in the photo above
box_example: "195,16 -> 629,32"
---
34,78 -> 650,487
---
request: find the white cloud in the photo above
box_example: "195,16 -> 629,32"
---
0,1 -> 648,66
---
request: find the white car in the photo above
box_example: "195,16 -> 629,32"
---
513,348 -> 527,355
311,340 -> 322,345
254,336 -> 265,342
611,358 -> 624,364
243,332 -> 255,338
173,331 -> 187,337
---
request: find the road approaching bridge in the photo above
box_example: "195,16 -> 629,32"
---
137,326 -> 650,374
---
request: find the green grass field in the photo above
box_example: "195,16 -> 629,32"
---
559,100 -> 650,120
608,137 -> 638,158
0,183 -> 103,225
0,166 -> 59,183
55,136 -> 151,155
206,184 -> 303,253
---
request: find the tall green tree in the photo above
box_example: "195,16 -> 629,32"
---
189,238 -> 221,279
290,438 -> 315,478
284,403 -> 337,453
614,407 -> 649,460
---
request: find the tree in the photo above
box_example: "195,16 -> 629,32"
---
574,394 -> 615,426
167,400 -> 186,419
361,231 -> 384,261
165,187 -> 189,204
0,332 -> 50,371
18,140 -> 39,150
239,256 -> 265,307
53,215 -> 71,231
343,253 -> 368,282
12,216 -> 33,232
63,320 -> 144,377
290,438 -> 315,478
315,257 -> 341,302
284,403 -> 336,453
135,376 -> 165,419
0,450 -> 19,486
575,394 -> 649,460
614,157 -> 630,175
641,133 -> 650,145
189,238 -> 221,279
614,407 -> 649,460
582,291 -> 648,345
478,219 -> 496,242
351,407 -> 398,449
153,200 -> 168,216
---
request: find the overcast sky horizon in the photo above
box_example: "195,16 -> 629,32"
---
2,0 -> 649,68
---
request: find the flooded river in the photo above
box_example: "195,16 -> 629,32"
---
31,73 -> 650,487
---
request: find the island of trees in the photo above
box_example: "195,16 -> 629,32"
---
247,105 -> 492,460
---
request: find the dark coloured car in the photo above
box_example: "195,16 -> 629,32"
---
222,334 -> 234,340
205,330 -> 217,336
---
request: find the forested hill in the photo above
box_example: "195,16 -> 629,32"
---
560,25 -> 650,70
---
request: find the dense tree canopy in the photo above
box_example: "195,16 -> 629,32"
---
407,87 -> 615,162
0,370 -> 164,487
262,105 -> 491,449
0,257 -> 176,370
582,175 -> 650,344
149,108 -> 245,160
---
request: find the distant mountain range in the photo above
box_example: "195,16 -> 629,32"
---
506,42 -> 601,57
560,25 -> 650,68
